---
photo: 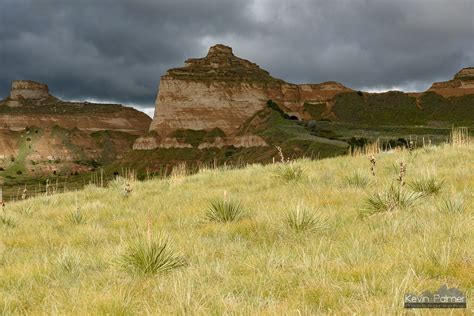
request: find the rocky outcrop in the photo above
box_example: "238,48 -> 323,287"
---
428,67 -> 474,97
10,80 -> 50,101
0,80 -> 151,134
142,44 -> 351,149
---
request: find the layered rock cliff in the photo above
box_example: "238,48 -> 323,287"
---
136,44 -> 351,149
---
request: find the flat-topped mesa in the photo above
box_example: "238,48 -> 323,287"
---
428,67 -> 474,97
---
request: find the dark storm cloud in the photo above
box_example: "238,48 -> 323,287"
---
1,0 -> 473,114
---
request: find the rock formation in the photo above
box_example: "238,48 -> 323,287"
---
9,80 -> 50,103
0,80 -> 151,176
428,67 -> 474,97
136,44 -> 351,150
0,80 -> 151,134
140,45 -> 474,152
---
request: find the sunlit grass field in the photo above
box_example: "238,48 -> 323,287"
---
1,142 -> 473,314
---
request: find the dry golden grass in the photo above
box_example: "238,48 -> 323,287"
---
0,142 -> 473,314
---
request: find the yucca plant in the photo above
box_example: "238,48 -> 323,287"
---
438,197 -> 465,213
344,172 -> 371,188
205,199 -> 246,222
391,186 -> 424,209
285,206 -> 328,233
117,233 -> 186,276
363,191 -> 395,216
408,176 -> 444,196
362,185 -> 423,216
62,208 -> 88,225
275,163 -> 304,182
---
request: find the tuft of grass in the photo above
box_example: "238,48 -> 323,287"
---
438,197 -> 466,213
55,250 -> 82,274
408,176 -> 444,196
205,199 -> 246,223
361,185 -> 423,216
117,234 -> 186,276
15,205 -> 32,216
62,208 -> 88,225
285,206 -> 328,233
0,214 -> 16,228
344,172 -> 371,188
274,163 -> 304,182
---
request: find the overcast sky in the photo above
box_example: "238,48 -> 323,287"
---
1,0 -> 473,116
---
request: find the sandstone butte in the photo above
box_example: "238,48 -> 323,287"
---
0,80 -> 151,134
135,44 -> 474,150
0,80 -> 151,175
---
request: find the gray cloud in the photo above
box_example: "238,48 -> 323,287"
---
1,0 -> 473,113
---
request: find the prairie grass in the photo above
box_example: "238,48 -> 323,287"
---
0,142 -> 473,314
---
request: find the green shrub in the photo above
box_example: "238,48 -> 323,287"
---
267,100 -> 290,119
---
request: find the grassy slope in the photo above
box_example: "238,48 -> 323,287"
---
1,143 -> 473,314
331,91 -> 474,126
